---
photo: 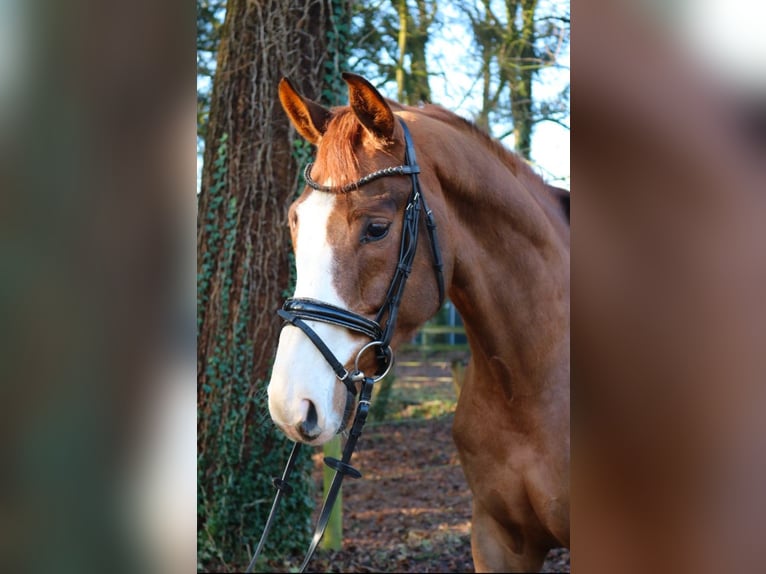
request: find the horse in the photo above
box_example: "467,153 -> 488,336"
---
267,72 -> 569,572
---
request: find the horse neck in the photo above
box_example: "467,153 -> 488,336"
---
426,121 -> 570,397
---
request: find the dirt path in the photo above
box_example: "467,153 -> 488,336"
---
305,351 -> 570,572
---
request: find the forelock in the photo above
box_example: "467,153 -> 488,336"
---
315,110 -> 364,191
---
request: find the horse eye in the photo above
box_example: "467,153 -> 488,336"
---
362,221 -> 390,243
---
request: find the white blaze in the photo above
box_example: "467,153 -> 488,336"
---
268,189 -> 361,444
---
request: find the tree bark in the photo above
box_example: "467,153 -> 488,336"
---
507,0 -> 537,158
396,0 -> 408,101
393,0 -> 433,105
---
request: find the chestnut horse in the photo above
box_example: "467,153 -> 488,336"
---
268,73 -> 569,572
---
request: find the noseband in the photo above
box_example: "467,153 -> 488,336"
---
246,118 -> 444,573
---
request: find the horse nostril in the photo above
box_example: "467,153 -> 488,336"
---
297,400 -> 320,441
305,399 -> 318,427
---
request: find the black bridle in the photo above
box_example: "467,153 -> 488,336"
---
246,118 -> 444,573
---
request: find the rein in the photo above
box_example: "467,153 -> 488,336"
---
246,119 -> 444,572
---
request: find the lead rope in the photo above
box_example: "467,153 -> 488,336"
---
244,441 -> 302,573
245,376 -> 374,573
298,376 -> 374,572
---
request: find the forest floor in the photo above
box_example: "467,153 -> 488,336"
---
303,350 -> 570,573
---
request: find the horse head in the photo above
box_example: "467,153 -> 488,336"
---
267,73 -> 449,445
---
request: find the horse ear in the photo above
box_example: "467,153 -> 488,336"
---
342,72 -> 395,141
278,77 -> 332,145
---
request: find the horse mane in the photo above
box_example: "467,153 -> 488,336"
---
416,104 -> 538,182
416,103 -> 570,224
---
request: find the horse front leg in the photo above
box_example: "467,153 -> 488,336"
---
469,498 -> 548,573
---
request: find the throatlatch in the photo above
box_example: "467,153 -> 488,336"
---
245,118 -> 444,573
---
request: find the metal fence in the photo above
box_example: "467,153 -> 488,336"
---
403,300 -> 468,352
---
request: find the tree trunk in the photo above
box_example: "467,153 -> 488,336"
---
393,0 -> 433,105
509,0 -> 537,158
396,0 -> 408,101
197,0 -> 349,568
407,0 -> 433,104
467,0 -> 559,159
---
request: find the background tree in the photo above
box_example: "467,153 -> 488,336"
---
347,0 -> 568,164
395,0 -> 437,103
463,0 -> 570,158
197,1 -> 351,570
352,0 -> 437,104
